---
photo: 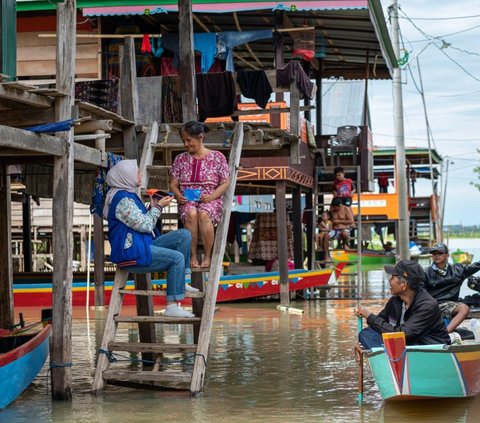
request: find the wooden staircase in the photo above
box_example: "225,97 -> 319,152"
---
92,122 -> 244,395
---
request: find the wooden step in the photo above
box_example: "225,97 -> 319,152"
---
114,316 -> 201,324
108,341 -> 197,354
119,289 -> 204,298
103,369 -> 192,384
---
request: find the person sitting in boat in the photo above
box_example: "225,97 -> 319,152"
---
423,243 -> 480,334
316,210 -> 332,252
104,159 -> 196,318
355,260 -> 450,350
325,198 -> 354,255
332,166 -> 355,207
169,121 -> 230,269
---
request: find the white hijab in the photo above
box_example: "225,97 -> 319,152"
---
103,159 -> 140,218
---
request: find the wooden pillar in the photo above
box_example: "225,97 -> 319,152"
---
119,37 -> 139,159
289,79 -> 300,164
292,187 -> 303,269
272,10 -> 284,129
0,160 -> 13,329
94,131 -> 105,306
178,0 -> 197,121
315,67 -> 323,138
275,181 -> 289,305
22,193 -> 32,272
305,190 -> 315,270
93,215 -> 105,306
51,0 -> 76,401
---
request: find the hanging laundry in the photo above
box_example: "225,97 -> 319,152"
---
196,72 -> 237,121
193,32 -> 217,73
150,37 -> 164,58
162,32 -> 219,73
236,70 -> 272,109
276,60 -> 315,99
141,34 -> 152,54
216,30 -> 273,72
290,28 -> 316,61
91,153 -> 125,217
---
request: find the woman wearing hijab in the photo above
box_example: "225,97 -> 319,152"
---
169,121 -> 230,269
104,159 -> 195,318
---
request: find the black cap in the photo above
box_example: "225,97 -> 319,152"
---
384,259 -> 425,289
425,243 -> 449,254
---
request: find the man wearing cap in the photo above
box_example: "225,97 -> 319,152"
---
355,260 -> 450,349
423,243 -> 480,333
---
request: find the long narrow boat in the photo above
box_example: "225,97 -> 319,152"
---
13,264 -> 345,307
365,332 -> 480,400
0,323 -> 51,409
331,250 -> 395,266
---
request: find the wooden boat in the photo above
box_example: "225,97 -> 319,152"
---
13,264 -> 345,307
451,249 -> 474,265
0,322 -> 51,409
331,250 -> 395,266
365,332 -> 480,400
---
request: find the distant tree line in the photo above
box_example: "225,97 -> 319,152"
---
445,225 -> 480,238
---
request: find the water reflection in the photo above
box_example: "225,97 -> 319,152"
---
5,267 -> 480,422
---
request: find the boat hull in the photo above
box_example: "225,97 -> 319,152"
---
0,325 -> 51,409
331,250 -> 395,265
13,265 -> 344,307
367,344 -> 480,400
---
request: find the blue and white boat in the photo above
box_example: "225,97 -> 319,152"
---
0,322 -> 51,409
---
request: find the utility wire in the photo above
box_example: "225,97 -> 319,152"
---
399,13 -> 480,21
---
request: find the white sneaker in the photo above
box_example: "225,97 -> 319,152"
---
185,284 -> 199,293
164,304 -> 195,318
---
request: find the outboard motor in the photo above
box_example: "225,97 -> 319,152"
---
467,276 -> 480,293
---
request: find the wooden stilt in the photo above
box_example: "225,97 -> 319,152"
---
0,160 -> 13,329
51,0 -> 76,401
276,180 -> 290,305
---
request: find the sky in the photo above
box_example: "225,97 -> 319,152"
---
368,1 -> 480,226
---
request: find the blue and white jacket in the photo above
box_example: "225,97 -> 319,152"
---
107,191 -> 161,267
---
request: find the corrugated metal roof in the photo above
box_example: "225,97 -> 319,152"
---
82,1 -> 370,16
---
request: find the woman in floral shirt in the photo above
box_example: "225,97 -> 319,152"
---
170,121 -> 230,268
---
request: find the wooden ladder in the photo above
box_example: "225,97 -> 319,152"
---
92,122 -> 244,395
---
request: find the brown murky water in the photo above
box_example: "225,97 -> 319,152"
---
4,267 -> 480,422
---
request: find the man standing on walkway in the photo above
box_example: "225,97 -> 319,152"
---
423,243 -> 480,333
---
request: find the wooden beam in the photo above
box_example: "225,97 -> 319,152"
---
275,180 -> 289,305
0,108 -> 55,127
0,125 -> 65,156
0,160 -> 14,329
179,0 -> 197,121
119,37 -> 139,159
51,0 -> 76,401
289,79 -> 300,164
0,85 -> 52,109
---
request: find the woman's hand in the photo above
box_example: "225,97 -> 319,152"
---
200,193 -> 214,203
177,194 -> 187,205
158,195 -> 174,207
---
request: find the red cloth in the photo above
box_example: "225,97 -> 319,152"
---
141,34 -> 152,54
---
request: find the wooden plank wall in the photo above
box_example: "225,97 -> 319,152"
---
17,31 -> 100,79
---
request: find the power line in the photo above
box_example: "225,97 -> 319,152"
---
373,132 -> 480,142
399,13 -> 480,21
